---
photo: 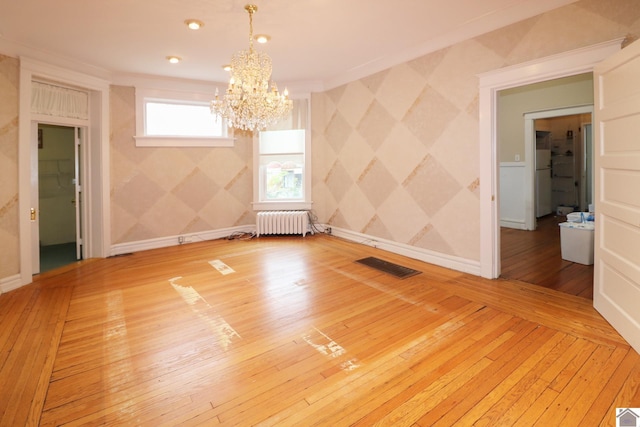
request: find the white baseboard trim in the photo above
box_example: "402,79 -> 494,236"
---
110,225 -> 256,256
330,227 -> 481,276
500,219 -> 527,230
0,274 -> 23,294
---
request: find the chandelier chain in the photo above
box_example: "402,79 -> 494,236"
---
246,4 -> 255,51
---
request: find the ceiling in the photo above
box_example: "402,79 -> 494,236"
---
0,0 -> 577,90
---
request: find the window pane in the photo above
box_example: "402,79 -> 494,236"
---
146,102 -> 224,137
254,99 -> 310,208
258,129 -> 306,201
261,154 -> 304,200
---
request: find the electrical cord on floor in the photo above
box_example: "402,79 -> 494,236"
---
307,210 -> 332,235
226,231 -> 256,241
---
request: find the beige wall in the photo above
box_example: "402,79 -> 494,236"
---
0,55 -> 19,278
498,73 -> 594,163
109,86 -> 255,244
311,0 -> 640,262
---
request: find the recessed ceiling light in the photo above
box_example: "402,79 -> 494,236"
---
184,19 -> 204,30
166,56 -> 181,64
254,34 -> 271,44
222,64 -> 231,71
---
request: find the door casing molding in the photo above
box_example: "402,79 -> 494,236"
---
18,57 -> 111,286
478,39 -> 623,279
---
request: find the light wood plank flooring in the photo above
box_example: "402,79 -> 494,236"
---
1,234 -> 636,426
501,215 -> 594,299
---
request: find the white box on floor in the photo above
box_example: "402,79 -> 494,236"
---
559,222 -> 594,265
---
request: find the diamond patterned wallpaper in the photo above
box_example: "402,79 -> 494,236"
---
110,86 -> 255,245
311,0 -> 640,262
313,56 -> 485,261
0,55 -> 19,278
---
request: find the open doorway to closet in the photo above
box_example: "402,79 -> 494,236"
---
497,73 -> 594,299
36,124 -> 82,273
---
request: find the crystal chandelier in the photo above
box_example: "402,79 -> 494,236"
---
211,4 -> 292,132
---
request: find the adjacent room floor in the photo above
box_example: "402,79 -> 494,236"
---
39,242 -> 78,273
500,214 -> 594,299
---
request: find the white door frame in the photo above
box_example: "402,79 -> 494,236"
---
18,58 -> 111,286
478,39 -> 623,279
523,105 -> 594,231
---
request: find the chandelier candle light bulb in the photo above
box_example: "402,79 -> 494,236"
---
211,4 -> 292,132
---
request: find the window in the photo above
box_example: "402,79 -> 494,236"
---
253,98 -> 312,211
260,130 -> 305,200
145,101 -> 225,137
134,88 -> 233,147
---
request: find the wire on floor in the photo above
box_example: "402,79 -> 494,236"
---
307,210 -> 332,235
226,231 -> 256,241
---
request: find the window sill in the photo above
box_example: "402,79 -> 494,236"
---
134,135 -> 235,147
252,201 -> 313,211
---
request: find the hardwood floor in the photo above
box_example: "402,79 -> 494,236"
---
1,234 -> 637,426
500,215 -> 594,299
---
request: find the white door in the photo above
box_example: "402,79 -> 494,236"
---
30,122 -> 40,274
593,39 -> 640,353
74,127 -> 83,260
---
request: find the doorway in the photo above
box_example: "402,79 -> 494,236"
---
35,124 -> 83,273
500,89 -> 593,299
531,111 -> 594,220
18,62 -> 111,287
478,39 -> 620,280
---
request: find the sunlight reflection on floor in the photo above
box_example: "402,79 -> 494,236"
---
169,277 -> 241,350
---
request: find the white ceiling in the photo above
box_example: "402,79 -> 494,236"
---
0,0 -> 577,90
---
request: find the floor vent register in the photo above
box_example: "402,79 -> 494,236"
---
355,257 -> 421,279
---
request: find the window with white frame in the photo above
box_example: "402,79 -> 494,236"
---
253,98 -> 312,211
259,130 -> 305,200
134,87 -> 234,147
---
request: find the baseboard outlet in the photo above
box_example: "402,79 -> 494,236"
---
178,235 -> 193,244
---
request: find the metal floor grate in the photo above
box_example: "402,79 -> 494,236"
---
355,257 -> 421,279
